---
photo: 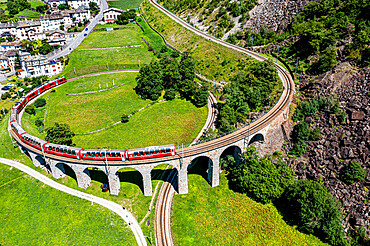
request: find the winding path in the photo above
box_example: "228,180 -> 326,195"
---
0,158 -> 147,246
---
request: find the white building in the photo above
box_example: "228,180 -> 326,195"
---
103,8 -> 123,23
17,53 -> 63,78
48,0 -> 67,8
4,50 -> 17,71
40,14 -> 65,32
16,21 -> 46,41
0,54 -> 9,71
0,22 -> 18,37
0,42 -> 22,52
47,30 -> 66,46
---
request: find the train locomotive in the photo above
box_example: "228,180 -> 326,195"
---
9,76 -> 176,162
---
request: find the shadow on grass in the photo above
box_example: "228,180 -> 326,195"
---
188,156 -> 209,183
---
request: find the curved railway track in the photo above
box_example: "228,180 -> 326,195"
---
8,3 -> 294,246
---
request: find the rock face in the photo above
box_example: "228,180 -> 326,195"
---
285,66 -> 370,235
246,0 -> 317,31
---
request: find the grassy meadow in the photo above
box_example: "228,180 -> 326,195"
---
0,164 -> 136,246
171,167 -> 327,246
22,72 -> 208,149
108,0 -> 143,10
141,0 -> 254,82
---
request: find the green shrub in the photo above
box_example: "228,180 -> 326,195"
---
25,105 -> 35,115
35,119 -> 44,127
121,113 -> 129,123
228,146 -> 295,204
281,180 -> 347,246
309,128 -> 322,141
342,161 -> 366,185
164,89 -> 176,100
34,98 -> 46,108
290,140 -> 307,157
45,123 -> 74,146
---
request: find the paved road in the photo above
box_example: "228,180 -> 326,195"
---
0,158 -> 147,246
48,0 -> 109,60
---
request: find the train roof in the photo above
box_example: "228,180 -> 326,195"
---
45,142 -> 82,150
81,149 -> 126,153
127,144 -> 175,153
23,133 -> 47,144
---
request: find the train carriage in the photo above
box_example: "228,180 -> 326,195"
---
22,133 -> 47,151
127,144 -> 176,160
10,107 -> 17,123
44,143 -> 82,159
10,121 -> 26,141
81,149 -> 127,161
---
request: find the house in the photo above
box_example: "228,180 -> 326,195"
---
47,29 -> 66,46
0,42 -> 22,52
4,50 -> 18,71
48,0 -> 67,8
40,14 -> 64,32
18,54 -> 63,77
0,54 -> 9,70
103,8 -> 123,23
67,0 -> 89,9
16,21 -> 45,41
0,22 -> 18,37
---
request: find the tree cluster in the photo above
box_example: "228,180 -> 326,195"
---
227,147 -> 295,204
34,98 -> 46,108
116,10 -> 136,25
134,53 -> 208,107
57,4 -> 69,10
21,39 -> 53,55
289,121 -> 322,156
341,161 -> 367,185
35,4 -> 48,13
7,0 -> 30,16
217,59 -> 279,133
45,123 -> 75,146
89,2 -> 99,15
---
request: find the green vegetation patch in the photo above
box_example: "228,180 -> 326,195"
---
29,0 -> 46,8
62,25 -> 155,78
15,9 -> 41,18
141,0 -> 252,82
108,0 -> 143,10
0,164 -> 136,246
171,172 -> 326,245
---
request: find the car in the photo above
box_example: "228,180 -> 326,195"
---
84,33 -> 87,36
85,28 -> 88,31
1,86 -> 10,90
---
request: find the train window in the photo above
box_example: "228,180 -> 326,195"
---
150,150 -> 154,155
116,153 -> 120,157
112,153 -> 116,157
134,152 -> 138,157
145,150 -> 149,155
67,149 -> 71,154
56,148 -> 59,152
106,153 -> 110,157
139,151 -> 144,156
87,152 -> 90,156
160,148 -> 164,153
166,148 -> 170,153
101,153 -> 105,157
155,149 -> 159,154
72,150 -> 75,155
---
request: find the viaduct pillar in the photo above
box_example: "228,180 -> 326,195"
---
136,166 -> 153,196
70,165 -> 91,189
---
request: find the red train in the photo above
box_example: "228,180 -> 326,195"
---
9,75 -> 176,162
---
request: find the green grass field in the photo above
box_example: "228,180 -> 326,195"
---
16,9 -> 42,18
141,0 -> 254,82
62,24 -> 158,78
29,0 -> 46,8
22,72 -> 207,149
171,168 -> 327,245
108,0 -> 143,10
0,164 -> 136,246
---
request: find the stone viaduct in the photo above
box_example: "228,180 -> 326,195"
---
15,102 -> 291,197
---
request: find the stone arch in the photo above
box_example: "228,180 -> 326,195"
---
188,155 -> 218,187
35,155 -> 46,166
219,145 -> 243,168
151,163 -> 178,192
117,167 -> 145,195
56,163 -> 76,181
88,166 -> 109,185
248,133 -> 265,146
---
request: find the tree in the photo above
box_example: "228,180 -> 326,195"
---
281,180 -> 347,246
89,2 -> 99,14
7,1 -> 19,16
45,123 -> 75,146
134,60 -> 163,100
342,161 -> 366,185
121,113 -> 129,123
1,92 -> 10,100
291,121 -> 310,142
35,119 -> 44,127
25,104 -> 35,115
164,89 -> 176,100
39,39 -> 53,55
57,4 -> 69,10
36,4 -> 48,13
34,98 -> 46,108
229,146 -> 295,204
193,86 -> 208,107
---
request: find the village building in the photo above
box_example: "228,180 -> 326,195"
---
103,8 -> 123,23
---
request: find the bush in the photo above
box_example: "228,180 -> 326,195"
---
34,98 -> 46,108
25,105 -> 35,115
281,180 -> 347,246
35,119 -> 44,127
290,140 -> 307,157
291,121 -> 310,142
45,123 -> 75,146
228,146 -> 295,204
164,89 -> 176,100
309,128 -> 322,141
1,92 -> 10,100
121,113 -> 129,123
342,161 -> 366,185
